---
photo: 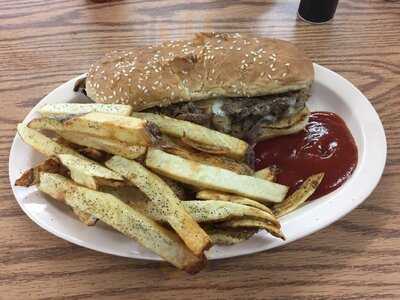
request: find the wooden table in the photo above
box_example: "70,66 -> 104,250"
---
1,0 -> 399,299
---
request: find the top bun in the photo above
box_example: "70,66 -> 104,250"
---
86,33 -> 314,111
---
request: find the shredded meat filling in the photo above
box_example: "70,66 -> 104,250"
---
146,90 -> 309,141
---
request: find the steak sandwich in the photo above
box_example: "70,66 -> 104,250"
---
76,33 -> 314,143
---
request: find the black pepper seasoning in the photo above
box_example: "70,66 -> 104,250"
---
298,0 -> 339,24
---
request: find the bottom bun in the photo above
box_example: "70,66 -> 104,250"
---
253,107 -> 310,142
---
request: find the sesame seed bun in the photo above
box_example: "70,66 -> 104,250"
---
86,32 -> 314,111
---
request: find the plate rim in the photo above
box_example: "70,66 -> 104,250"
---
8,63 -> 387,261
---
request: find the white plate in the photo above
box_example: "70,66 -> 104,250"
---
9,64 -> 386,261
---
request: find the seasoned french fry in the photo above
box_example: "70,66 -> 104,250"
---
28,118 -> 146,159
38,173 -> 205,273
160,176 -> 189,200
17,123 -> 79,157
29,113 -> 160,146
64,112 -> 160,146
58,131 -> 146,160
72,208 -> 98,226
220,219 -> 285,240
203,227 -> 258,245
39,103 -> 132,118
14,129 -> 100,224
129,200 -> 279,227
162,141 -> 253,175
133,112 -> 249,160
180,136 -> 231,155
57,154 -> 124,190
274,173 -> 325,218
253,167 -> 278,182
105,155 -> 211,257
145,149 -> 288,203
15,158 -> 68,187
196,190 -> 273,214
29,117 -> 67,131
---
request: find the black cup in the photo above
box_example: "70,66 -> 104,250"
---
298,0 -> 339,23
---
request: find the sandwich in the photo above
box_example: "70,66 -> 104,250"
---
75,32 -> 314,143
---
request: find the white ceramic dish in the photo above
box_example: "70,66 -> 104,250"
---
9,64 -> 386,261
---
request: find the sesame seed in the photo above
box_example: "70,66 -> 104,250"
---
282,72 -> 287,77
272,68 -> 276,71
285,63 -> 291,67
267,74 -> 272,80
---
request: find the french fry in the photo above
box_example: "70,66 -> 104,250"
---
145,149 -> 288,203
220,219 -> 285,240
161,141 -> 253,175
253,167 -> 278,182
133,112 -> 249,160
160,176 -> 189,200
29,117 -> 68,132
57,154 -> 124,190
17,123 -> 78,157
105,155 -> 211,256
28,118 -> 146,159
203,226 -> 258,245
76,147 -> 110,162
72,208 -> 98,226
15,157 -> 69,187
58,131 -> 146,160
274,173 -> 325,218
196,190 -> 273,214
129,200 -> 279,227
180,136 -> 231,155
39,103 -> 132,118
64,112 -> 160,146
29,113 -> 160,146
16,126 -> 100,224
38,173 -> 205,273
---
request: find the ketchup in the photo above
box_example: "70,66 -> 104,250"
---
254,112 -> 358,200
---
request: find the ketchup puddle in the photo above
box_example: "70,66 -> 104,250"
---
254,112 -> 358,200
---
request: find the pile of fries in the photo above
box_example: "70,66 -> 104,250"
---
15,103 -> 324,273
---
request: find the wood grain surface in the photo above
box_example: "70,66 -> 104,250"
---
1,0 -> 400,299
